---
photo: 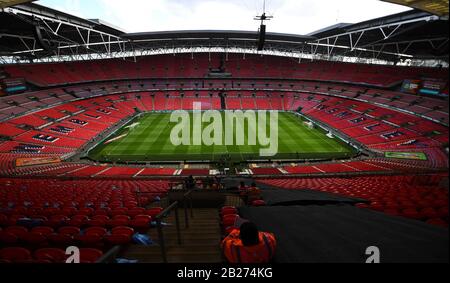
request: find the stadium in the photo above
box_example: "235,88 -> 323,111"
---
0,0 -> 448,265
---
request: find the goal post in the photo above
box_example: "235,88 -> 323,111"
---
304,121 -> 314,129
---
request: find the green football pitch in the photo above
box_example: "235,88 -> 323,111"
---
88,112 -> 355,162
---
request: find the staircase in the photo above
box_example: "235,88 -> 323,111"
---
120,208 -> 223,263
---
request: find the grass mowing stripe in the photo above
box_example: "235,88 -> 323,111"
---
281,113 -> 317,152
88,111 -> 356,162
123,114 -> 162,155
285,113 -> 347,154
144,114 -> 175,158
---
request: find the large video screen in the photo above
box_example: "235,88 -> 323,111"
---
2,78 -> 27,94
401,78 -> 448,98
401,79 -> 421,94
419,78 -> 448,97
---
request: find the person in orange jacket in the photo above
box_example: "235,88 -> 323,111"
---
222,222 -> 276,263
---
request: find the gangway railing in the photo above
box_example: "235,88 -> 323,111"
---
154,201 -> 181,263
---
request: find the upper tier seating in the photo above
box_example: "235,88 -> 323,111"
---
4,54 -> 448,88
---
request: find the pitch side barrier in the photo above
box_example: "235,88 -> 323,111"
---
89,152 -> 357,164
82,113 -> 146,159
1,169 -> 446,182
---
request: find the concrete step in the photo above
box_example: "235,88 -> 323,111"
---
121,208 -> 223,263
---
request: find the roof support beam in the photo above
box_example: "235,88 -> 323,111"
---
3,6 -> 129,59
1,46 -> 447,67
313,14 -> 440,60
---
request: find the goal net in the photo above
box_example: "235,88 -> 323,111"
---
304,121 -> 314,129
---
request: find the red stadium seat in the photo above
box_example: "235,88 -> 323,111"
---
220,207 -> 238,217
94,209 -> 111,216
146,207 -> 163,218
355,203 -> 369,209
67,215 -> 89,227
111,208 -> 129,217
22,232 -> 47,246
112,215 -> 130,221
31,226 -> 54,236
58,226 -> 81,236
369,202 -> 384,212
47,233 -> 74,247
85,227 -> 107,237
0,231 -> 18,245
0,247 -> 32,262
251,200 -> 266,207
87,215 -> 109,227
78,208 -> 94,216
5,226 -> 28,239
112,226 -> 135,237
80,248 -> 103,263
74,234 -> 103,248
129,216 -> 151,232
401,208 -> 421,220
92,215 -> 110,222
127,208 -> 146,217
421,208 -> 439,219
46,215 -> 70,228
34,248 -> 67,263
0,214 -> 8,226
104,234 -> 132,246
222,214 -> 239,229
133,215 -> 152,222
61,207 -> 78,217
438,207 -> 448,218
107,219 -> 129,228
42,208 -> 60,217
6,215 -> 26,226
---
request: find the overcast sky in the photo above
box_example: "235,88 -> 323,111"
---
37,0 -> 411,34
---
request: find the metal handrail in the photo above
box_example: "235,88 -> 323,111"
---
96,245 -> 121,263
155,201 -> 181,263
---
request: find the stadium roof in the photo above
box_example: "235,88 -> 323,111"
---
0,0 -> 33,9
308,10 -> 449,61
0,2 -> 448,64
381,0 -> 449,17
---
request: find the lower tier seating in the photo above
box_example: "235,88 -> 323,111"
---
258,174 -> 449,226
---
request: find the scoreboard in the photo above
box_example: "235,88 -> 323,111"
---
419,78 -> 448,97
3,78 -> 27,94
401,78 -> 448,98
401,79 -> 421,94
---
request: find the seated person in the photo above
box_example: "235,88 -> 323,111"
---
222,222 -> 276,263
